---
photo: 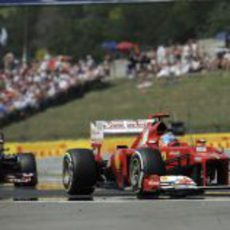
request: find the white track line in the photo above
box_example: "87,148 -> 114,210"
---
2,197 -> 230,204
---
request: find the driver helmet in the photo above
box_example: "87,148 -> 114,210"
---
161,131 -> 177,145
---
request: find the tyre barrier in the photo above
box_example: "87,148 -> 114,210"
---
5,133 -> 230,159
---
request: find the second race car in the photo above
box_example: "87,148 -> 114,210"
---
0,133 -> 38,187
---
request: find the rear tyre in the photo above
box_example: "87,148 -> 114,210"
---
63,149 -> 97,195
129,148 -> 165,198
15,153 -> 38,187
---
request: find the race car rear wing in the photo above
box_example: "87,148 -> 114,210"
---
90,119 -> 155,144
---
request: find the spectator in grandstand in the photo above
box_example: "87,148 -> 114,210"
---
222,51 -> 230,70
136,52 -> 153,89
157,62 -> 171,78
156,45 -> 167,65
147,49 -> 158,75
102,54 -> 112,77
86,55 -> 95,69
127,51 -> 140,79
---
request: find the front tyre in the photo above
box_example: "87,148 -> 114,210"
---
129,148 -> 165,198
15,153 -> 38,187
63,149 -> 97,195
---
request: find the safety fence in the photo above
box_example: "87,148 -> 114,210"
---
5,133 -> 230,159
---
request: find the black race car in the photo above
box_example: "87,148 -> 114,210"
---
0,133 -> 38,187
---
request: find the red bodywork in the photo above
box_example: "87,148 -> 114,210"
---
92,113 -> 229,191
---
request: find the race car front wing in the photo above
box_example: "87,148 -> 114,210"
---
4,173 -> 34,184
142,175 -> 204,196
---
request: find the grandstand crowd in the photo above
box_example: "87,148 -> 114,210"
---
1,39 -> 229,126
127,39 -> 230,79
0,53 -> 108,126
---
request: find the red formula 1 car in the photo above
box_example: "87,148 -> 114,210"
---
62,113 -> 229,198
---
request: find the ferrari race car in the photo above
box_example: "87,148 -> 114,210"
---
62,113 -> 229,198
0,133 -> 38,187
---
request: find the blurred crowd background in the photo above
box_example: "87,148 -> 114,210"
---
1,36 -> 229,125
0,53 -> 109,126
127,39 -> 230,79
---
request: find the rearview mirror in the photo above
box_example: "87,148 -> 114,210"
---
170,121 -> 186,136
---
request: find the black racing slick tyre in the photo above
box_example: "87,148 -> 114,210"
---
191,164 -> 202,186
129,148 -> 165,198
15,153 -> 38,187
63,149 -> 97,195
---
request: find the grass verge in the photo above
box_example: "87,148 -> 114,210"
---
3,71 -> 230,141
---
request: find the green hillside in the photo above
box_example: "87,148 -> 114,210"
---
2,71 -> 230,141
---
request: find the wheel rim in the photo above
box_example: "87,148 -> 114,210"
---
130,157 -> 141,190
63,157 -> 74,190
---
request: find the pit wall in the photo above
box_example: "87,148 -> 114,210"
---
5,133 -> 230,159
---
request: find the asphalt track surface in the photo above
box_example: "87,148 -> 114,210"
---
1,157 -> 230,230
1,186 -> 230,230
1,194 -> 230,230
